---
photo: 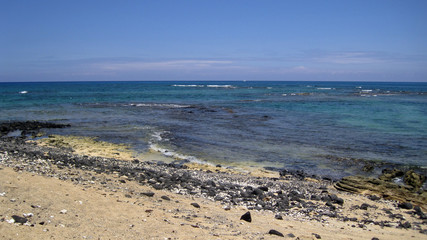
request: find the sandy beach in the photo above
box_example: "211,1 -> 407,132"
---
1,122 -> 426,239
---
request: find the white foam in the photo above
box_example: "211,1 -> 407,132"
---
19,91 -> 28,94
172,84 -> 204,87
317,88 -> 333,90
128,103 -> 190,108
149,144 -> 209,165
206,85 -> 235,88
361,89 -> 373,93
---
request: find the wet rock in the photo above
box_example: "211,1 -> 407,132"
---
379,169 -> 404,182
191,203 -> 200,208
268,229 -> 284,237
404,170 -> 426,190
398,202 -> 413,210
11,215 -> 28,224
240,211 -> 252,222
335,175 -> 427,207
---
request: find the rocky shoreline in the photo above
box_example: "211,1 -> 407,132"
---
1,121 -> 427,239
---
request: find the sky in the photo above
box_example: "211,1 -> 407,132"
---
1,0 -> 426,82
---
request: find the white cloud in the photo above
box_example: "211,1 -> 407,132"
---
312,51 -> 385,64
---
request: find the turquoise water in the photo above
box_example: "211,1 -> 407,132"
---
1,81 -> 426,178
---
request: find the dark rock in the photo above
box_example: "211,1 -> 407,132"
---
368,195 -> 381,201
141,192 -> 155,197
399,221 -> 411,229
252,188 -> 264,196
360,203 -> 370,210
398,202 -> 413,210
240,211 -> 252,222
161,196 -> 171,201
343,217 -> 358,222
312,233 -> 321,239
329,194 -> 344,205
268,229 -> 284,237
191,203 -> 200,208
258,186 -> 269,192
11,215 -> 28,224
274,214 -> 283,220
119,179 -> 126,183
311,195 -> 321,201
371,237 -> 379,240
287,233 -> 296,238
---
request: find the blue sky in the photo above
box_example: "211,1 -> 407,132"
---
1,0 -> 426,82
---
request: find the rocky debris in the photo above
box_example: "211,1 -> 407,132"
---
0,121 -> 70,137
0,133 -> 340,217
240,211 -> 252,222
1,121 -> 426,234
335,175 -> 427,209
268,229 -> 284,237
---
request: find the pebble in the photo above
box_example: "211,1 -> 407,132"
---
312,233 -> 322,239
191,203 -> 200,208
360,203 -> 370,210
11,215 -> 28,224
161,196 -> 171,201
141,192 -> 155,197
268,229 -> 284,237
240,211 -> 252,222
398,202 -> 413,210
60,209 -> 67,214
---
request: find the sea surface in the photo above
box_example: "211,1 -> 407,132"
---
1,81 -> 426,178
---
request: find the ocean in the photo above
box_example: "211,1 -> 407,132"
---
1,81 -> 426,179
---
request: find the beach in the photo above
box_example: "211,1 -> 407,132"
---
1,122 -> 426,239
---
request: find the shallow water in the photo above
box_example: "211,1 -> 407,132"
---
1,81 -> 426,178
